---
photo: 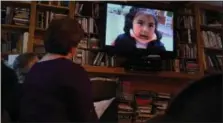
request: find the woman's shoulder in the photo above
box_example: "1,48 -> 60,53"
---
32,58 -> 84,72
58,59 -> 87,74
53,58 -> 85,71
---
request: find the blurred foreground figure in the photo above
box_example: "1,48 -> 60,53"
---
1,61 -> 19,122
148,73 -> 222,122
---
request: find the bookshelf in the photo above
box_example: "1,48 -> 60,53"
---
1,1 -> 31,8
84,65 -> 202,80
1,1 -> 73,54
194,3 -> 223,74
1,1 -> 206,83
2,24 -> 29,30
175,3 -> 200,76
3,1 -> 221,90
36,3 -> 69,12
3,1 -> 218,123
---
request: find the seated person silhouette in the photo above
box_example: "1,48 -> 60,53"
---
147,73 -> 222,122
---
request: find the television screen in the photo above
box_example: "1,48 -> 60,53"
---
105,3 -> 174,52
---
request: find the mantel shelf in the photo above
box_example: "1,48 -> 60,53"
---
2,1 -> 31,8
36,3 -> 69,12
2,24 -> 29,31
83,65 -> 203,80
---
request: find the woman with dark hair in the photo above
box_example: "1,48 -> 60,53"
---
148,73 -> 222,122
19,18 -> 98,122
114,7 -> 165,55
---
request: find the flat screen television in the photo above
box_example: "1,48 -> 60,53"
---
101,2 -> 176,59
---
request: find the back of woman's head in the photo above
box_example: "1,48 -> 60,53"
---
148,73 -> 222,122
44,18 -> 84,55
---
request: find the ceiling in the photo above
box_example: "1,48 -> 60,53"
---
195,1 -> 223,7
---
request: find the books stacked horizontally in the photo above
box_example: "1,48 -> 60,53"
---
154,92 -> 172,115
134,91 -> 157,123
1,7 -> 30,25
117,81 -> 134,123
118,97 -> 134,123
13,8 -> 30,26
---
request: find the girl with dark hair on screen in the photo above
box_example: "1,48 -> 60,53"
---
114,7 -> 166,55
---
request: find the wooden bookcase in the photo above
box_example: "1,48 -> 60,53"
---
2,0 -> 222,100
3,1 -> 222,122
1,1 -> 208,90
193,3 -> 223,75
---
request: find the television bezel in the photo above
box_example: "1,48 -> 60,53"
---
99,1 -> 177,59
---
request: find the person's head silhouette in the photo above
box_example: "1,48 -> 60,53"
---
148,73 -> 222,122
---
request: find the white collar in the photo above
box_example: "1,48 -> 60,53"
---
39,53 -> 71,63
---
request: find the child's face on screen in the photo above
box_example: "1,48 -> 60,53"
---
132,13 -> 156,41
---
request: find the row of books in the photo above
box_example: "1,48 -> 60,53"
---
177,8 -> 193,14
174,59 -> 199,74
76,17 -> 98,34
117,81 -> 135,123
204,54 -> 223,72
73,50 -> 116,67
75,2 -> 100,18
1,31 -> 29,54
37,1 -> 69,7
72,38 -> 117,67
178,44 -> 197,59
176,16 -> 194,29
118,99 -> 134,123
176,29 -> 196,44
175,9 -> 200,74
36,11 -> 67,29
135,92 -> 171,122
201,30 -> 222,49
117,90 -> 172,123
2,7 -> 30,26
134,91 -> 155,123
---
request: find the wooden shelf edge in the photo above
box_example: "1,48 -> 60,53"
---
177,13 -> 195,16
204,47 -> 223,51
2,1 -> 31,8
83,65 -> 203,80
35,28 -> 98,36
1,52 -> 20,56
200,25 -> 223,31
35,28 -> 46,32
2,24 -> 29,30
37,3 -> 69,11
194,3 -> 223,12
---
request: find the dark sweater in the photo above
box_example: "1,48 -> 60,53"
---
147,73 -> 222,123
114,33 -> 166,56
19,58 -> 98,122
